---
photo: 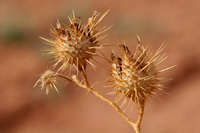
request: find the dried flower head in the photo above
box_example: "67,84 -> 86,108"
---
34,70 -> 58,95
110,40 -> 174,104
41,10 -> 110,73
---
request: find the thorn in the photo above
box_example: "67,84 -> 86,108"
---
94,9 -> 110,27
68,16 -> 73,24
56,19 -> 61,29
159,65 -> 176,73
40,36 -> 55,45
136,35 -> 141,44
72,10 -> 76,18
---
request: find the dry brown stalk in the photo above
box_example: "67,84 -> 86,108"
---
56,71 -> 145,133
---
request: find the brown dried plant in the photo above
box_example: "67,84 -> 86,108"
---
34,10 -> 175,133
40,10 -> 110,73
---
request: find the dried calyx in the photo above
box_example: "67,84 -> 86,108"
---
34,70 -> 58,95
110,40 -> 172,105
41,10 -> 110,73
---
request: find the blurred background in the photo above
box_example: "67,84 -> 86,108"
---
0,0 -> 200,133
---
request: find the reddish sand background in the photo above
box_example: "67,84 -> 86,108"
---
0,0 -> 200,133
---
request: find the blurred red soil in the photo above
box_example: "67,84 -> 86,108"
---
1,0 -> 200,133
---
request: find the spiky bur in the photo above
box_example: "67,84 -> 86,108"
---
41,10 -> 110,73
34,70 -> 58,95
110,41 -> 174,105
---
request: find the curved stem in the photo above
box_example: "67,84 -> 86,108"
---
134,101 -> 145,133
57,73 -> 144,133
72,73 -> 136,128
136,102 -> 145,127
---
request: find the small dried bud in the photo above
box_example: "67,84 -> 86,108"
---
41,10 -> 110,73
34,70 -> 58,95
110,42 -> 172,104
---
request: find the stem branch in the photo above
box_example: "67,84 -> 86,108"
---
57,72 -> 144,133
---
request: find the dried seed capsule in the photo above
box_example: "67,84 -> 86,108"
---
110,42 -> 171,104
41,10 -> 110,73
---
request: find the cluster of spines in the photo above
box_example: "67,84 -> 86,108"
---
109,39 -> 173,105
41,10 -> 110,73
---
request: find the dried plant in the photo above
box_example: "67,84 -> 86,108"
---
34,10 -> 175,133
34,70 -> 58,95
108,37 -> 175,132
40,10 -> 110,73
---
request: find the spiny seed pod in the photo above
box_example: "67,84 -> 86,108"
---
110,40 -> 174,105
34,70 -> 58,95
41,10 -> 110,73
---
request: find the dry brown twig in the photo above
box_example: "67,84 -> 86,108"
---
57,71 -> 143,133
34,10 -> 175,133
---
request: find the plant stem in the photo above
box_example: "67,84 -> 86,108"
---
134,101 -> 145,133
72,73 -> 136,128
57,73 -> 144,133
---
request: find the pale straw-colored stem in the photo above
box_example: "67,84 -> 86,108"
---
134,101 -> 145,133
57,72 -> 144,133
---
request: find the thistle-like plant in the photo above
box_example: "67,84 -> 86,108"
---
40,10 -> 110,73
34,10 -> 174,133
35,10 -> 110,93
108,37 -> 175,132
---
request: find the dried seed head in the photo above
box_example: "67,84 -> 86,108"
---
34,70 -> 58,95
110,42 -> 171,104
41,10 -> 110,73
